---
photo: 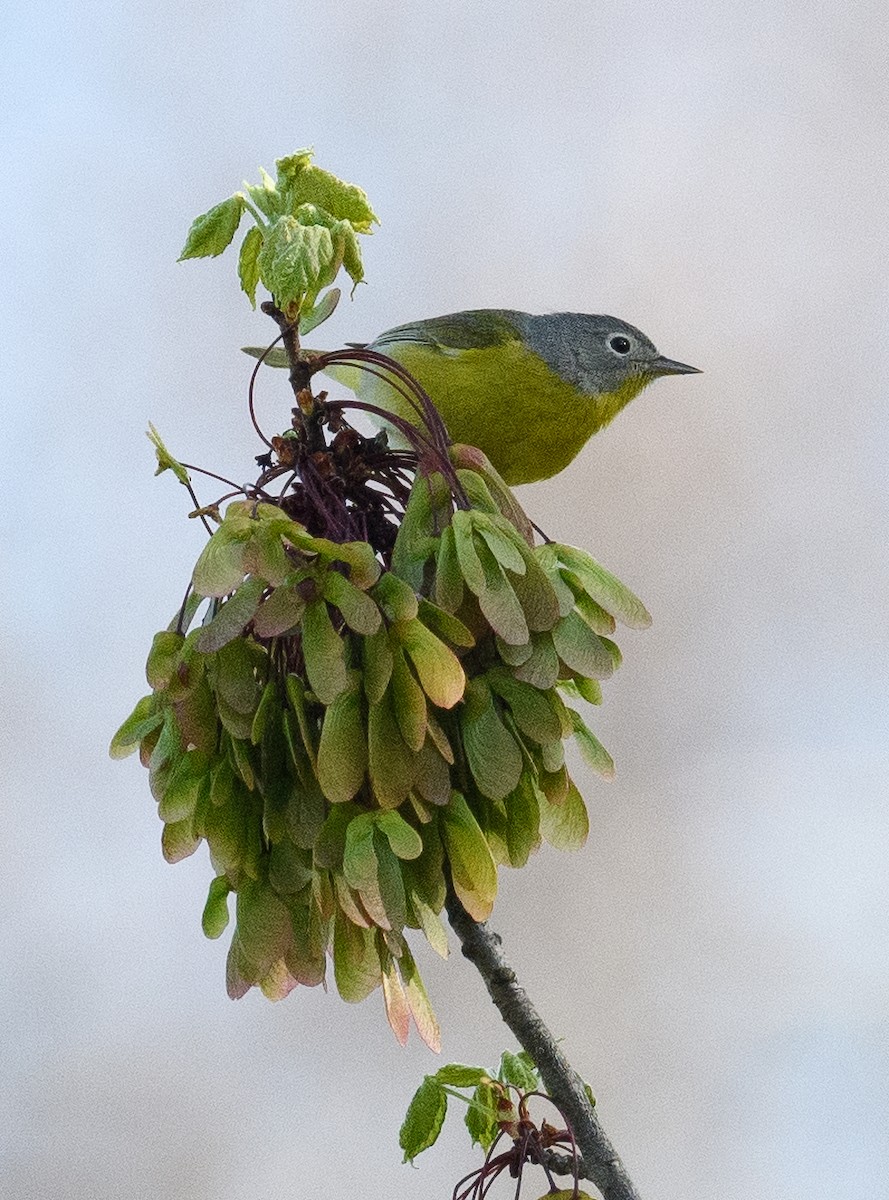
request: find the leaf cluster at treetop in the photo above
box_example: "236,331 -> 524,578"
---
113,445 -> 649,1048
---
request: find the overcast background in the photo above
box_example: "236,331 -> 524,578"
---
3,2 -> 888,1197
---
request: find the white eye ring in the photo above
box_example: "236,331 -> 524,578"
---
608,334 -> 632,355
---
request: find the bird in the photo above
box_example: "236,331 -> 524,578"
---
247,309 -> 700,485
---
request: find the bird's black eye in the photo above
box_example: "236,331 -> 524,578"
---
608,334 -> 632,355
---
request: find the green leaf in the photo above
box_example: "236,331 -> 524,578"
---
450,451 -> 535,545
425,708 -> 454,765
317,676 -> 367,802
537,779 -> 590,850
161,817 -> 200,863
391,474 -> 439,591
552,544 -> 651,629
455,468 -> 500,515
465,1082 -> 500,1149
333,907 -> 382,1002
269,839 -> 313,893
395,618 -> 465,710
314,803 -> 358,869
335,541 -> 382,590
196,576 -> 265,653
168,589 -> 205,636
487,668 -> 563,746
382,950 -> 411,1045
400,1076 -> 448,1163
473,513 -> 527,575
374,811 -> 423,860
473,537 -> 529,646
498,1051 -> 538,1091
235,880 -> 292,976
435,1064 -> 490,1087
333,872 -> 372,927
238,224 -> 263,307
368,687 -> 416,808
568,710 -> 615,780
551,610 -> 615,679
362,625 -> 394,704
248,681 -> 275,744
451,510 -> 486,593
560,570 -> 617,634
372,829 -> 407,931
284,674 -> 317,766
212,638 -> 264,717
301,598 -> 349,704
598,635 -> 623,672
510,545 -> 564,631
299,286 -> 340,334
158,748 -> 209,822
145,631 -> 184,691
503,772 -> 542,867
276,151 -> 378,232
323,570 -> 381,635
373,571 -> 419,622
243,345 -> 291,368
433,525 -> 464,612
535,757 -> 568,807
397,943 -> 441,1052
179,194 -> 245,260
285,901 -> 327,989
147,423 -> 191,486
514,1050 -> 539,1073
441,793 -> 498,920
242,166 -> 281,219
460,678 -> 523,802
192,525 -> 250,598
390,645 -> 427,752
413,738 -> 452,807
339,221 -> 365,291
540,739 -> 564,773
110,694 -> 163,759
416,598 -> 475,648
411,893 -> 449,958
342,820 -> 405,930
284,774 -> 326,852
256,214 -> 335,313
201,875 -> 231,939
251,582 -> 306,637
560,676 -> 603,706
284,529 -> 380,590
495,635 -> 533,667
342,815 -> 375,886
512,632 -> 560,690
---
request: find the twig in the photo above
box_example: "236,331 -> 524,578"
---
445,887 -> 643,1200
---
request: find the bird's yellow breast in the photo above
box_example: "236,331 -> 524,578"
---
324,339 -> 646,485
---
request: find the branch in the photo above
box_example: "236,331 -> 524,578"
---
445,888 -> 643,1200
259,301 -> 327,453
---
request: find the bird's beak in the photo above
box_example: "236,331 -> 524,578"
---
649,355 -> 701,376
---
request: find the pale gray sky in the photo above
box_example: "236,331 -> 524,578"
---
2,2 -> 888,1197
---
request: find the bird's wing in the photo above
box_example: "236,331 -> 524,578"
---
242,311 -> 527,372
371,310 -> 527,355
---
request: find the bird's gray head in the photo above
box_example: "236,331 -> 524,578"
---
521,312 -> 699,397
